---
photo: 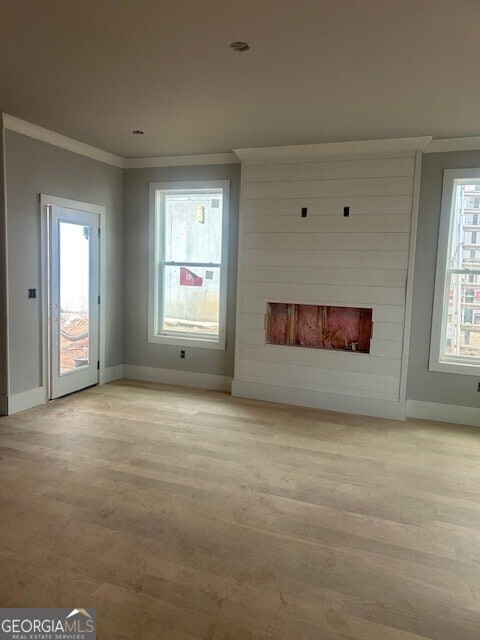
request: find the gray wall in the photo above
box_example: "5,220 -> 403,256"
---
407,150 -> 480,408
4,130 -> 124,396
124,164 -> 240,377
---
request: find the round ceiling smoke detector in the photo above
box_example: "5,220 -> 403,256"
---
132,130 -> 144,135
230,41 -> 250,53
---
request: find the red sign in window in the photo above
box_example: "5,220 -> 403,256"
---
180,267 -> 203,287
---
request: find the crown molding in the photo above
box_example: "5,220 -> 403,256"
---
233,136 -> 433,162
4,111 -> 480,170
425,136 -> 480,154
1,113 -> 125,168
125,152 -> 238,169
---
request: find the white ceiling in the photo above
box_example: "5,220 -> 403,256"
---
0,0 -> 479,158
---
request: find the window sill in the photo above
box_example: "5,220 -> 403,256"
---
148,334 -> 226,350
429,360 -> 480,376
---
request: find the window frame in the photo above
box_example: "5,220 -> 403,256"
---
429,168 -> 480,375
148,180 -> 229,350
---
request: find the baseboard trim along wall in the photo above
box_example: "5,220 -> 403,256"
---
99,365 -> 124,385
8,386 -> 46,415
123,365 -> 232,392
3,366 -> 230,415
4,372 -> 477,426
232,380 -> 407,421
407,400 -> 480,427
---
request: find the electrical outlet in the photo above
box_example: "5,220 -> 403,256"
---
180,350 -> 186,359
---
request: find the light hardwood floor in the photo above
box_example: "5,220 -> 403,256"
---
1,380 -> 480,639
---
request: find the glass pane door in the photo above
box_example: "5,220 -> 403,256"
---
50,205 -> 99,399
59,222 -> 91,374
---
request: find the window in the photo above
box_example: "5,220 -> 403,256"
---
148,181 -> 229,349
430,169 -> 480,374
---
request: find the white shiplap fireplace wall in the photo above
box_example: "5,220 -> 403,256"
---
232,137 -> 431,420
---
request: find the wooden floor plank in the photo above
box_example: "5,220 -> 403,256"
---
1,380 -> 479,639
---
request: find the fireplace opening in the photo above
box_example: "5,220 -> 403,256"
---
266,303 -> 372,353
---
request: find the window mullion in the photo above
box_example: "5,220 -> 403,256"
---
449,268 -> 480,275
165,261 -> 221,268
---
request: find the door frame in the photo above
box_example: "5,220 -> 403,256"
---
40,194 -> 107,404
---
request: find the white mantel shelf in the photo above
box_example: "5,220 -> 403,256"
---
233,136 -> 433,163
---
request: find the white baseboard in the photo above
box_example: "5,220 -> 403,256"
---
232,380 -> 406,421
123,365 -> 232,392
8,386 -> 46,414
407,399 -> 480,427
99,364 -> 124,385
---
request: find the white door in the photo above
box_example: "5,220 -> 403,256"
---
50,205 -> 100,399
